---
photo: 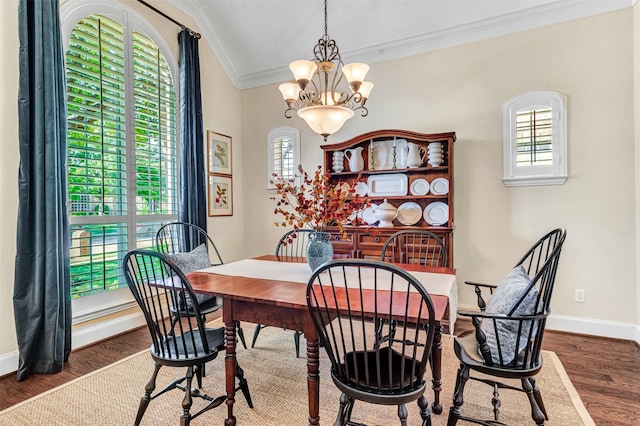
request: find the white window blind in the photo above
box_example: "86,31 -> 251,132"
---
267,126 -> 300,189
515,108 -> 553,167
66,14 -> 178,298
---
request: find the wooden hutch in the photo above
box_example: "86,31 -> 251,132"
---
321,129 -> 457,267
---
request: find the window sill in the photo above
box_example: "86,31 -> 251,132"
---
503,175 -> 567,187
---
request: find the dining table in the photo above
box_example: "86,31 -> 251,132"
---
186,255 -> 457,426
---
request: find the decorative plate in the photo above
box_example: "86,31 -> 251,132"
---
430,177 -> 449,195
397,202 -> 422,226
362,203 -> 378,225
353,181 -> 368,197
424,202 -> 449,226
410,178 -> 430,196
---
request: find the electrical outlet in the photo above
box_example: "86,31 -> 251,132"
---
575,289 -> 586,303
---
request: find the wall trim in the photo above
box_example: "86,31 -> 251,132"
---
0,312 -> 145,377
457,303 -> 640,343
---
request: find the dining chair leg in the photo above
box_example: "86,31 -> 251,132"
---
236,321 -> 247,349
251,324 -> 267,348
417,395 -> 432,426
180,366 -> 195,426
293,331 -> 302,358
134,363 -> 161,426
522,377 -> 546,425
528,377 -> 548,419
236,361 -> 253,408
398,403 -> 409,426
447,364 -> 470,426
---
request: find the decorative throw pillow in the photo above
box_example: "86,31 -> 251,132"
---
166,244 -> 215,308
480,265 -> 539,364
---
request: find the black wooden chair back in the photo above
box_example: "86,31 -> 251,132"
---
154,222 -> 247,349
275,228 -> 314,257
156,221 -> 223,265
253,229 -> 314,356
381,230 -> 447,267
307,259 -> 436,425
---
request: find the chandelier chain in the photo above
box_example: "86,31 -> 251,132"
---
324,0 -> 328,37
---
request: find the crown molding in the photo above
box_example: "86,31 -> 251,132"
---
170,0 -> 635,90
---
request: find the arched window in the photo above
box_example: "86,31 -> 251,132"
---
503,91 -> 567,186
62,1 -> 178,300
267,126 -> 300,189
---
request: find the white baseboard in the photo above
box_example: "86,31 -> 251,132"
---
457,303 -> 640,343
0,312 -> 145,377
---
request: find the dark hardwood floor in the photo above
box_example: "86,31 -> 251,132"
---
1,316 -> 639,425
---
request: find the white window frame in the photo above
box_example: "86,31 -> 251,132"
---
61,0 -> 180,321
267,126 -> 300,189
502,91 -> 567,186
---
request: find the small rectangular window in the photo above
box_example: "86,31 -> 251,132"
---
515,108 -> 553,167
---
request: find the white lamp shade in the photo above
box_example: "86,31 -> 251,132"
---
289,60 -> 317,82
279,82 -> 300,101
342,63 -> 369,83
358,81 -> 374,98
297,105 -> 355,137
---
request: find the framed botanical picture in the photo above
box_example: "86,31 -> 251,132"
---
207,131 -> 232,175
208,174 -> 233,216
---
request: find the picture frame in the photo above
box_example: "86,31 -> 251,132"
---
207,131 -> 232,175
208,174 -> 233,216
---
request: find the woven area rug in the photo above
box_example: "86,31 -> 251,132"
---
0,322 -> 594,425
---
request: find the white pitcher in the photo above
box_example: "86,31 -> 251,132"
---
344,147 -> 364,172
406,142 -> 427,168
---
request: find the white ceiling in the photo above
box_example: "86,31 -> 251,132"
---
167,0 -> 635,89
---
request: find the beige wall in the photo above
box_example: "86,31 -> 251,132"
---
242,9 -> 637,324
0,0 -> 244,362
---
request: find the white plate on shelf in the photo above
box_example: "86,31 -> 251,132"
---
397,202 -> 422,226
362,203 -> 378,225
367,173 -> 408,197
430,177 -> 449,195
353,181 -> 368,197
424,202 -> 449,225
410,178 -> 429,196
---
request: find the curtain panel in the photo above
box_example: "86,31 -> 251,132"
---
13,0 -> 71,381
178,29 -> 207,247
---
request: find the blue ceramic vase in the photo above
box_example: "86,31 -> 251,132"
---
306,232 -> 334,271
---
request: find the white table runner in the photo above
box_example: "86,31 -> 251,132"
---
201,259 -> 457,331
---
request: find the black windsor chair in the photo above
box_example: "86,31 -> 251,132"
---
307,259 -> 437,426
123,249 -> 252,425
447,228 -> 567,426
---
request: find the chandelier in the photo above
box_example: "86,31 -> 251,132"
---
278,0 -> 373,141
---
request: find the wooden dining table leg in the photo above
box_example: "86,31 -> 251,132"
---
430,323 -> 443,414
223,299 -> 237,426
304,316 -> 320,426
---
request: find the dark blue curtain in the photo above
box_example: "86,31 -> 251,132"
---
13,0 -> 71,381
178,30 -> 207,240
